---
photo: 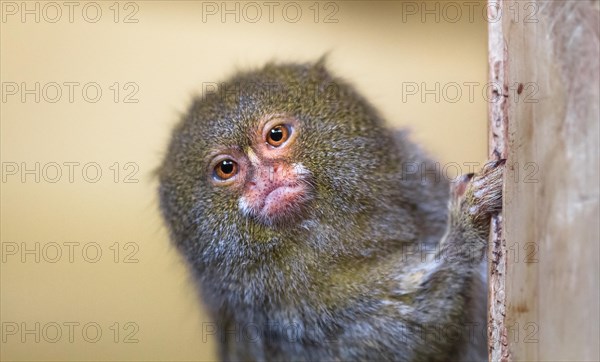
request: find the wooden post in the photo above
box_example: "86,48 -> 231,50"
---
487,1 -> 509,360
488,0 -> 599,360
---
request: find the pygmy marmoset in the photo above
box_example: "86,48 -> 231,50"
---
158,60 -> 503,361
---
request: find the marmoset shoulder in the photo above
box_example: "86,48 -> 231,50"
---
158,59 -> 503,361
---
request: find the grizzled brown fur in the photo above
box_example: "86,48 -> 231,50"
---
158,60 -> 503,361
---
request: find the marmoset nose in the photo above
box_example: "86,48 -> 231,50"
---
248,162 -> 286,189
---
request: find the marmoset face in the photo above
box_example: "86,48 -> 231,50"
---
206,113 -> 313,225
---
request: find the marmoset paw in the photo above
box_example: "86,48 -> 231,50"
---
465,159 -> 505,220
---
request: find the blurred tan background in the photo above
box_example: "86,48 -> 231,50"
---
1,1 -> 488,360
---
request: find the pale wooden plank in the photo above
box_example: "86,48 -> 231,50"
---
488,0 -> 600,360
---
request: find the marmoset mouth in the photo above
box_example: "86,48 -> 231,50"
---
261,184 -> 308,217
237,160 -> 314,225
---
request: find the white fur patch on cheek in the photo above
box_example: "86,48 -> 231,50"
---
292,162 -> 310,176
238,196 -> 252,216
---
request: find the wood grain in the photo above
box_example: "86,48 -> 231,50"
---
488,0 -> 599,360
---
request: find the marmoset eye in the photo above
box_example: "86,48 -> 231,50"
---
214,159 -> 238,180
266,125 -> 290,147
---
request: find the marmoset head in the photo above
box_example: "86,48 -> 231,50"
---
158,60 -> 411,263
